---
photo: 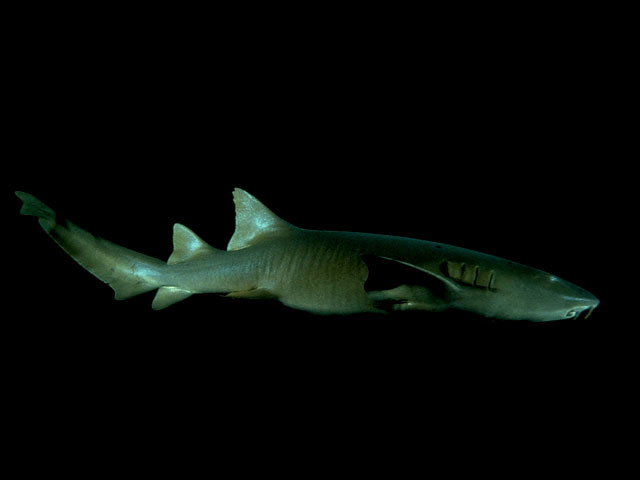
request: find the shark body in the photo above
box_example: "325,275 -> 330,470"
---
16,189 -> 599,321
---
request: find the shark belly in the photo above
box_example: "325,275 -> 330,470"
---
251,235 -> 375,315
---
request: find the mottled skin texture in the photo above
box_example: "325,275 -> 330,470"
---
16,189 -> 599,321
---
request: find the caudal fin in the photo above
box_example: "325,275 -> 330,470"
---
16,191 -> 166,300
16,191 -> 57,230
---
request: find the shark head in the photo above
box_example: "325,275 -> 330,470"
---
473,267 -> 600,322
362,254 -> 600,321
520,273 -> 599,321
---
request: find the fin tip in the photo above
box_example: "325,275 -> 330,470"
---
227,189 -> 293,251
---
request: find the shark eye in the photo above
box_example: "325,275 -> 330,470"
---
565,309 -> 578,318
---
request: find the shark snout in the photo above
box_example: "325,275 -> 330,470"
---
569,294 -> 599,320
550,276 -> 600,320
566,299 -> 599,320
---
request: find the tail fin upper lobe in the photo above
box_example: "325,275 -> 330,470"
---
16,191 -> 166,301
16,191 -> 57,231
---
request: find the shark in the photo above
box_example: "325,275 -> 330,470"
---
15,189 -> 599,321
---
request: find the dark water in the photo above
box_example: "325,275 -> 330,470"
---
4,8 -> 629,475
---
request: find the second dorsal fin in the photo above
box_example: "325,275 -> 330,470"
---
168,223 -> 221,264
227,188 -> 295,251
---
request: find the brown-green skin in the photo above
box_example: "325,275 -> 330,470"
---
16,189 -> 599,321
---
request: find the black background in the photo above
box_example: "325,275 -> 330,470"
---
3,5 -> 631,473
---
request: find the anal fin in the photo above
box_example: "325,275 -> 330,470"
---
152,286 -> 193,310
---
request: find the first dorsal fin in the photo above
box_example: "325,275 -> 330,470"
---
227,188 -> 295,251
168,223 -> 221,264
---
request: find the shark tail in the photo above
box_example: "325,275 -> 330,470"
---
16,191 -> 166,301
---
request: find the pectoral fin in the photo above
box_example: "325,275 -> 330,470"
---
361,255 -> 459,312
